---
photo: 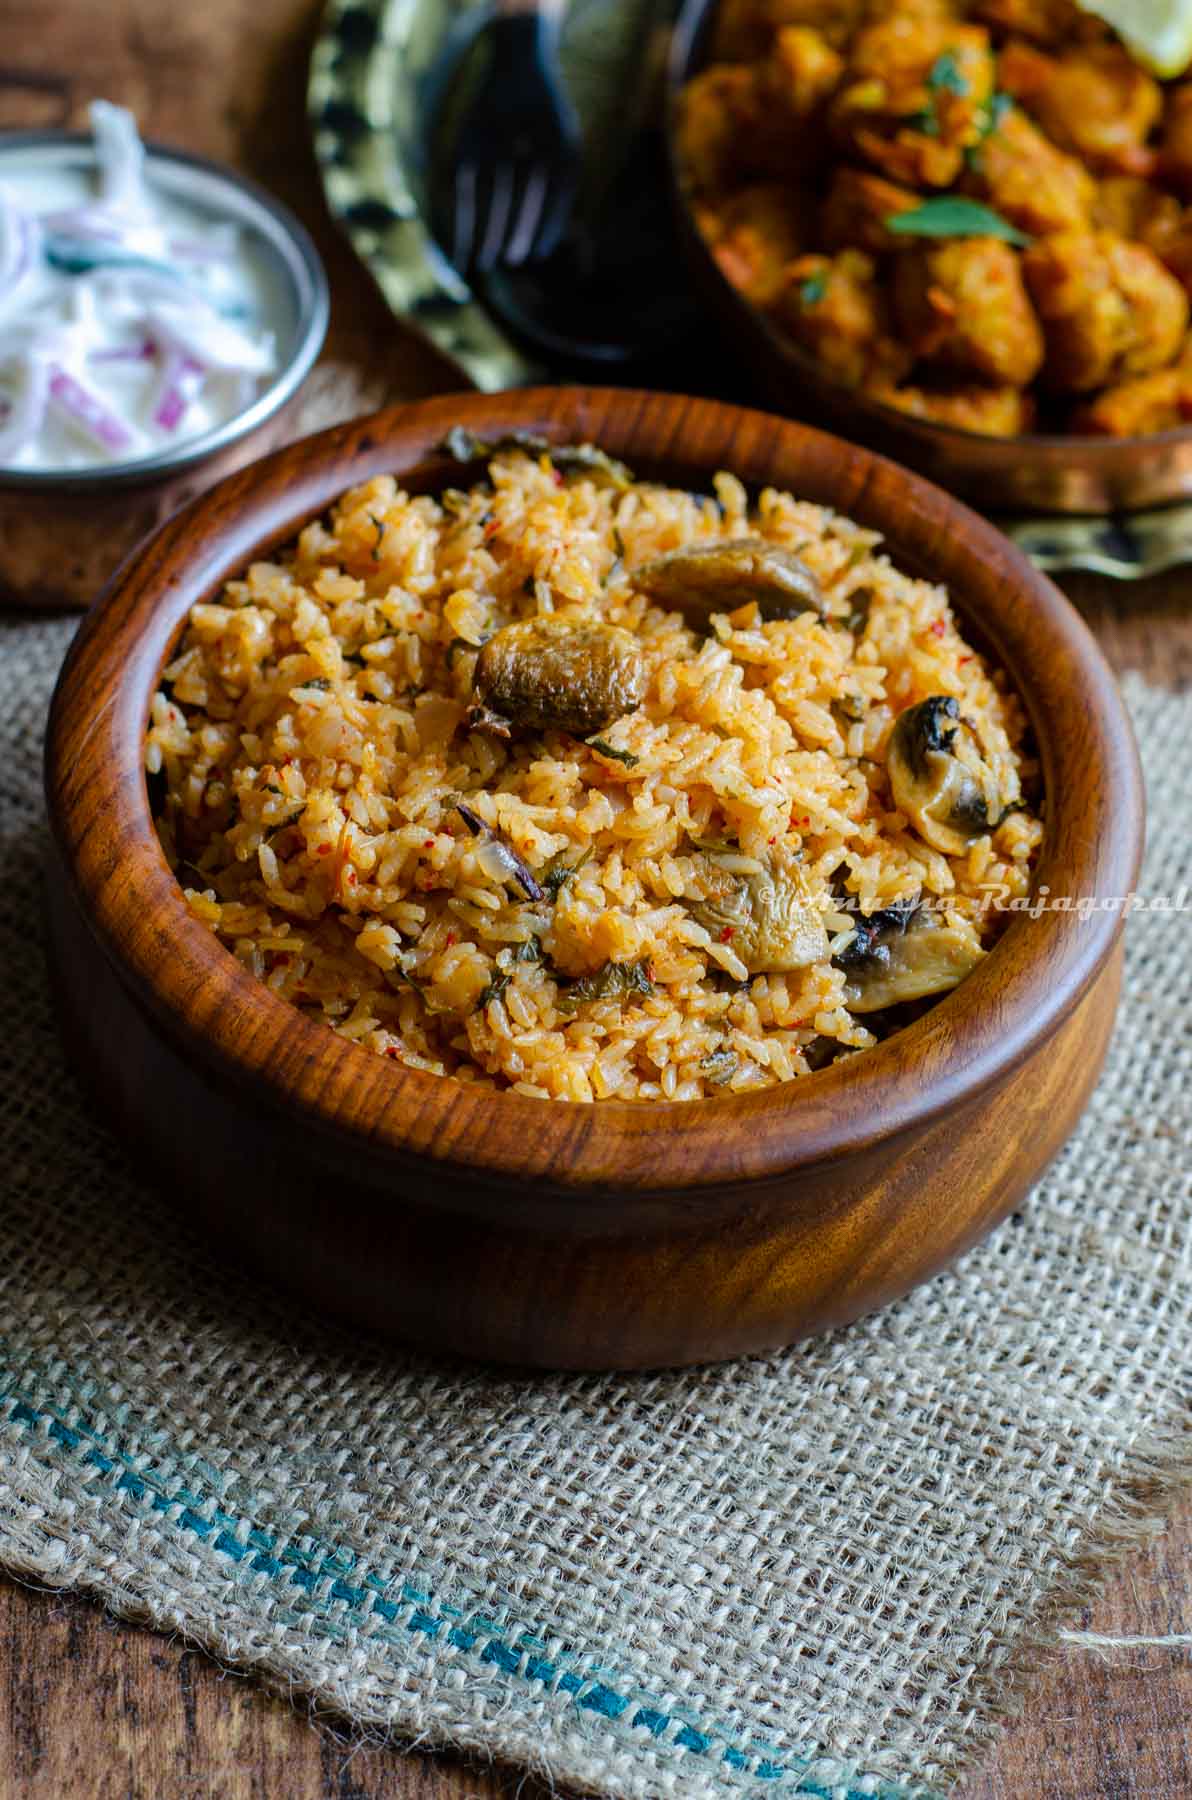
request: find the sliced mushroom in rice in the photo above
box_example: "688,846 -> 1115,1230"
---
438,428 -> 633,489
687,852 -> 829,975
834,900 -> 984,1013
631,538 -> 827,630
472,617 -> 646,737
887,696 -> 1004,857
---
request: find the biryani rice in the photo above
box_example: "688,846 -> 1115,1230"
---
145,443 -> 1042,1102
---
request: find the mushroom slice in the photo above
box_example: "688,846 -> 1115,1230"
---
689,854 -> 829,975
887,696 -> 1002,857
439,429 -> 633,489
473,617 -> 645,737
836,903 -> 984,1013
632,538 -> 826,629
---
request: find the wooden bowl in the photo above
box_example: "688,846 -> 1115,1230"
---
666,0 -> 1192,517
44,387 -> 1143,1369
1,395 -> 311,610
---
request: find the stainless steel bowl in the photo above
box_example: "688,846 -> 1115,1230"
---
0,130 -> 329,492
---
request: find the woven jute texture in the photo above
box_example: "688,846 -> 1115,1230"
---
1,615 -> 1190,1800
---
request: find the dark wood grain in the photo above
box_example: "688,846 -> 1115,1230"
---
2,0 -> 1190,1793
43,387 -> 1142,1368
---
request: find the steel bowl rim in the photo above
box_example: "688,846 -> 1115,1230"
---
0,128 -> 330,492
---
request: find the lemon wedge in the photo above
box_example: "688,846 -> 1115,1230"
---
1077,0 -> 1192,77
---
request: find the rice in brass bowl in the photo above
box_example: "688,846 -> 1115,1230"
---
44,388 -> 1142,1368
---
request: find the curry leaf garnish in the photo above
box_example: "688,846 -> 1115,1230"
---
557,958 -> 655,1015
910,51 -> 971,134
542,846 -> 593,899
368,511 -> 387,560
386,961 -> 453,1016
438,429 -> 634,488
477,968 -> 511,1009
986,91 -> 1013,132
847,589 -> 873,635
267,804 -> 306,843
927,50 -> 969,95
965,91 -> 1014,168
586,736 -> 640,767
800,272 -> 828,307
886,198 -> 1030,246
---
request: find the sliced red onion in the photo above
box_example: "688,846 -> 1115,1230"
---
90,100 -> 150,221
0,352 -> 50,462
47,364 -> 138,456
147,296 -> 274,375
168,226 -> 239,263
151,350 -> 205,433
97,267 -> 194,312
454,802 -> 545,901
0,198 -> 40,305
43,208 -> 128,244
89,336 -> 157,365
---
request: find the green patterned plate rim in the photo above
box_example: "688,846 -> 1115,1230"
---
307,0 -> 1192,580
309,0 -> 543,390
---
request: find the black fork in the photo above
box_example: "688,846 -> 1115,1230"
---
433,0 -> 581,276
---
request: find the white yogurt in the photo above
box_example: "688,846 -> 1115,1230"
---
0,102 -> 279,472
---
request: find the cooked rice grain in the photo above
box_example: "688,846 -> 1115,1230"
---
146,446 -> 1041,1101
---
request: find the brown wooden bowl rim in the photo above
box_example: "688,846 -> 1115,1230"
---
664,0 -> 1192,472
45,386 -> 1144,1196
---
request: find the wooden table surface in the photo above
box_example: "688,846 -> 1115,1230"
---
2,2 -> 1191,1794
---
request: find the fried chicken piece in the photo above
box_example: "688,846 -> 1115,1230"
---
1161,85 -> 1192,197
1069,343 -> 1192,435
969,0 -> 1105,46
1022,230 -> 1190,392
772,249 -> 910,386
676,66 -> 785,192
698,184 -> 809,307
679,27 -> 843,192
1152,218 -> 1192,298
892,237 -> 1044,386
866,380 -> 1035,435
764,24 -> 845,120
997,40 -> 1161,176
963,104 -> 1096,236
821,166 -> 922,252
1095,176 -> 1184,254
830,19 -> 995,189
1091,174 -> 1192,299
859,0 -> 963,16
712,0 -> 864,62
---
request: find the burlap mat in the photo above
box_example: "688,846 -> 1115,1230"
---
1,614 -> 1189,1800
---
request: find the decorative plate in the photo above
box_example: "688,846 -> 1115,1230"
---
308,0 -> 1192,578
